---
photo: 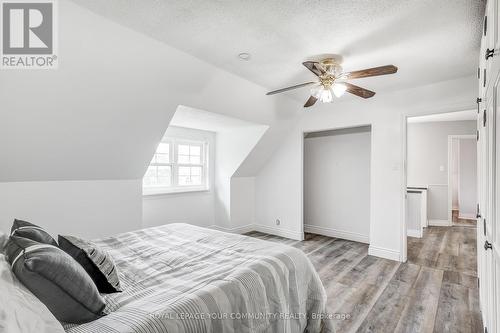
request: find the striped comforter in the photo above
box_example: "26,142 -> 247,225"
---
64,224 -> 327,333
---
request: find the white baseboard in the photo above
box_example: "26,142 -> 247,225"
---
304,224 -> 369,244
368,245 -> 401,261
428,219 -> 451,226
407,229 -> 423,238
252,224 -> 303,241
209,224 -> 254,234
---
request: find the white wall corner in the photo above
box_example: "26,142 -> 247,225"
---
304,224 -> 369,244
368,245 -> 402,262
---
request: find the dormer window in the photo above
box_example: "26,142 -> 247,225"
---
143,138 -> 209,195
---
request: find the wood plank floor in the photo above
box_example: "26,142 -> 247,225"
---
452,209 -> 477,227
245,226 -> 482,333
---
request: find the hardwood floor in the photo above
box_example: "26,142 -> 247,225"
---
245,226 -> 482,333
452,209 -> 477,227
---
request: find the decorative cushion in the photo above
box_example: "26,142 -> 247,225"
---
4,236 -> 106,324
58,235 -> 122,293
10,219 -> 57,246
0,254 -> 65,333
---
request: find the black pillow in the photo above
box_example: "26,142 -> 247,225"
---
58,235 -> 122,293
10,219 -> 57,246
5,236 -> 106,324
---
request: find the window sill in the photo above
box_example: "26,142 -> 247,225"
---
142,187 -> 210,197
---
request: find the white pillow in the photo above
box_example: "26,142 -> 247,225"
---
0,254 -> 65,333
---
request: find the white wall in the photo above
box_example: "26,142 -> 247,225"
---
407,121 -> 476,185
0,1 -> 297,237
214,127 -> 267,228
254,76 -> 477,261
0,180 -> 142,239
303,127 -> 371,243
458,138 -> 477,219
407,120 -> 475,221
142,126 -> 216,228
230,177 -> 256,228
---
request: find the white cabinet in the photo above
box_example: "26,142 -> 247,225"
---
406,188 -> 428,238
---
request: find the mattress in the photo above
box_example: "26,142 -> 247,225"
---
64,223 -> 327,333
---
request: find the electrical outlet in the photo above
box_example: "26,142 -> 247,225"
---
275,219 -> 281,226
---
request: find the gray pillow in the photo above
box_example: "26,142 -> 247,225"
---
5,236 -> 106,324
58,235 -> 122,293
10,219 -> 57,246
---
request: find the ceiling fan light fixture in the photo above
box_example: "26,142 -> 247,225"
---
311,86 -> 334,103
332,83 -> 347,98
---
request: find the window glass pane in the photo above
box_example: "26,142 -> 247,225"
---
178,145 -> 189,155
178,166 -> 202,186
143,166 -> 171,187
191,175 -> 201,185
157,143 -> 170,154
177,143 -> 202,165
157,166 -> 171,186
178,155 -> 190,164
190,146 -> 201,156
143,166 -> 157,187
191,166 -> 201,176
155,153 -> 169,164
190,155 -> 201,164
178,166 -> 191,176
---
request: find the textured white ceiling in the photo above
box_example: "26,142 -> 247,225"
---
70,0 -> 484,101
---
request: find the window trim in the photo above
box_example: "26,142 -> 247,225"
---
143,137 -> 210,196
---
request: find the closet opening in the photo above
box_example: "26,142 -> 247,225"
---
303,125 -> 372,244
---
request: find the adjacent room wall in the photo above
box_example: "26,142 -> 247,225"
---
142,126 -> 216,228
303,126 -> 371,243
406,120 -> 476,221
458,138 -> 477,219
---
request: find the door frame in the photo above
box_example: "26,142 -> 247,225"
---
401,109 -> 476,263
447,135 -> 477,224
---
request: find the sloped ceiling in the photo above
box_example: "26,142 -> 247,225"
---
0,1 -> 298,182
70,0 -> 484,101
0,1 -> 484,183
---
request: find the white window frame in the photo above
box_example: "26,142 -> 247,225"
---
143,138 -> 209,195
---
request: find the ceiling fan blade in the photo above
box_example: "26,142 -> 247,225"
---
302,61 -> 325,77
344,82 -> 376,98
266,81 -> 316,95
304,95 -> 318,107
344,65 -> 398,80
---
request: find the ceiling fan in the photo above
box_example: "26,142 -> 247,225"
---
266,58 -> 398,108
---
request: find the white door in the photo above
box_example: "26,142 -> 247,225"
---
480,70 -> 500,333
479,2 -> 500,332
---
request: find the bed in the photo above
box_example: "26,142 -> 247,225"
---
63,223 -> 327,333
